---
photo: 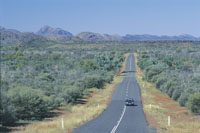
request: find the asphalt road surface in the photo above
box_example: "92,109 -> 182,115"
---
74,54 -> 156,133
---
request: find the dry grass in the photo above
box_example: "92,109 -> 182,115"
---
134,53 -> 200,133
12,53 -> 129,133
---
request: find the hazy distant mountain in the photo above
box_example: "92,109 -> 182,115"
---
75,32 -> 122,41
123,34 -> 159,41
75,32 -> 104,41
6,29 -> 21,34
76,32 -> 200,42
36,25 -> 73,40
102,34 -> 122,41
0,26 -> 6,31
123,34 -> 200,41
1,26 -> 200,43
172,34 -> 198,40
0,26 -> 21,34
0,26 -> 43,44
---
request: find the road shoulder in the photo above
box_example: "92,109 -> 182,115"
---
134,53 -> 200,133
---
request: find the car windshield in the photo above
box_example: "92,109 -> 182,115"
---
126,99 -> 133,102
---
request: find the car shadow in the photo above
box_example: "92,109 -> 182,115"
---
122,70 -> 136,73
125,104 -> 138,107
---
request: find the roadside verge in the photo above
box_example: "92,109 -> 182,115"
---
134,53 -> 200,133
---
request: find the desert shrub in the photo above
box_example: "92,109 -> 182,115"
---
144,64 -> 166,82
155,76 -> 168,89
0,93 -> 17,125
186,93 -> 200,114
103,71 -> 115,83
62,86 -> 83,103
151,74 -> 160,83
172,88 -> 182,100
80,59 -> 98,72
7,86 -> 57,120
178,93 -> 189,106
83,75 -> 105,89
43,95 -> 63,111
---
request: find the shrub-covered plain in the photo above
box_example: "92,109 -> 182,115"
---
137,44 -> 200,114
0,41 -> 126,125
1,40 -> 200,127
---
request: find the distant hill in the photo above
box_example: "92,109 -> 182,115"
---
0,26 -> 43,45
102,34 -> 122,41
75,32 -> 200,42
75,32 -> 104,41
123,34 -> 200,41
75,32 -> 122,41
1,26 -> 200,43
36,25 -> 73,41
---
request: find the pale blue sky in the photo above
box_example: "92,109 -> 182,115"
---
1,0 -> 200,36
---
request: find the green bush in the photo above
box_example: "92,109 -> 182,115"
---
83,75 -> 105,89
162,78 -> 177,93
155,76 -> 167,89
62,86 -> 83,103
80,59 -> 98,72
0,93 -> 17,125
186,93 -> 200,114
172,88 -> 182,100
145,64 -> 165,82
178,93 -> 189,106
43,95 -> 62,111
7,86 -> 55,120
103,71 -> 115,83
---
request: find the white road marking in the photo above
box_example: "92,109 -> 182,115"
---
130,54 -> 132,71
111,106 -> 126,133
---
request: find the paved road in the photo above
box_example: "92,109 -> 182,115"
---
74,54 -> 156,133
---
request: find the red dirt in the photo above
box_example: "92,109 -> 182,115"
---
145,112 -> 161,133
152,91 -> 195,123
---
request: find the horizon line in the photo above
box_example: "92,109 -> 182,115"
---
1,25 -> 200,38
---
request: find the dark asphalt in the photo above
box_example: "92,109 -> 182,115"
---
74,54 -> 156,133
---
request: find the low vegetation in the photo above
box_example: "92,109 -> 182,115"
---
1,39 -> 200,132
10,54 -> 129,133
1,42 -> 125,126
135,53 -> 200,133
137,47 -> 200,114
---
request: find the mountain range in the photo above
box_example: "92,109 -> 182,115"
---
0,26 -> 43,44
36,25 -> 73,41
1,25 -> 200,44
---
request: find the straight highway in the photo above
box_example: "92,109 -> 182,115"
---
74,54 -> 156,133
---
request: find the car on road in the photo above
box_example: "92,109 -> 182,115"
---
125,98 -> 135,106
